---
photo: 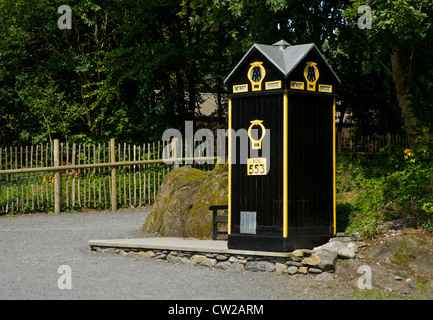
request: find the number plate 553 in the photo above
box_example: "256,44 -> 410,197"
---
247,158 -> 267,176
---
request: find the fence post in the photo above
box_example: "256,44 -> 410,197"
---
54,139 -> 61,214
110,138 -> 117,211
386,132 -> 392,148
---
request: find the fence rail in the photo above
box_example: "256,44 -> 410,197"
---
0,138 -> 215,214
336,132 -> 407,154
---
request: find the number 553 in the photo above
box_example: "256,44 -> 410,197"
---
247,158 -> 267,176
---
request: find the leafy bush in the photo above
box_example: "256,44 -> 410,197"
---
336,150 -> 433,237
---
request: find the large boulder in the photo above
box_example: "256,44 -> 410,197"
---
141,164 -> 228,239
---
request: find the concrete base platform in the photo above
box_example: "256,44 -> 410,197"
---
88,237 -> 292,258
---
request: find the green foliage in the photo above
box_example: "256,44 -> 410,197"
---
337,153 -> 433,237
343,0 -> 433,139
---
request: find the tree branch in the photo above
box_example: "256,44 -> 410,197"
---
351,29 -> 393,76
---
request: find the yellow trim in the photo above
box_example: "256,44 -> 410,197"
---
228,98 -> 232,235
233,84 -> 248,93
290,81 -> 304,90
247,61 -> 266,91
247,120 -> 266,150
304,61 -> 319,91
265,80 -> 281,90
318,84 -> 332,93
283,94 -> 288,238
333,97 -> 336,235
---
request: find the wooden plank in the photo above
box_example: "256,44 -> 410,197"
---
157,141 -> 161,193
87,145 -> 92,207
71,143 -> 76,207
103,143 -> 107,208
128,143 -> 131,207
0,156 -> 214,175
93,144 -> 96,208
110,138 -> 117,211
54,140 -> 60,214
20,146 -> 23,210
138,145 -> 142,207
83,145 -> 86,206
147,143 -> 150,204
133,144 -> 137,207
5,147 -> 9,212
153,142 -> 156,201
46,143 -> 49,207
78,144 -> 81,207
30,145 -> 34,210
35,145 -> 39,210
22,146 -> 25,210
143,143 -> 146,205
98,143 -> 101,208
107,142 -> 111,209
66,143 -> 69,208
0,147 -> 2,212
123,143 -> 126,206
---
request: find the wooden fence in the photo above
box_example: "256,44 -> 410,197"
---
336,132 -> 407,154
0,132 -> 407,214
0,138 -> 214,214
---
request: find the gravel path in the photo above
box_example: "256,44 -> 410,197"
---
0,208 -> 351,300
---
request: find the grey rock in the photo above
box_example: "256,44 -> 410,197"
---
291,256 -> 304,262
347,243 -> 358,252
245,261 -> 259,271
315,273 -> 333,281
286,261 -> 303,267
287,266 -> 298,275
257,261 -> 275,272
292,249 -> 313,257
337,247 -> 356,259
314,241 -> 347,253
309,268 -> 322,274
229,256 -> 239,263
292,249 -> 305,257
215,254 -> 229,261
190,254 -> 216,267
316,250 -> 338,271
167,254 -> 180,263
216,261 -> 245,272
275,263 -> 288,275
303,250 -> 337,271
394,275 -> 403,281
179,257 -> 190,264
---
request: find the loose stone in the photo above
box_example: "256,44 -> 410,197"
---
190,255 -> 216,267
275,263 -> 288,275
314,272 -> 333,281
298,267 -> 308,274
215,254 -> 229,261
308,268 -> 322,274
287,266 -> 298,275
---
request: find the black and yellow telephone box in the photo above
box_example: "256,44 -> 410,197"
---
224,40 -> 340,252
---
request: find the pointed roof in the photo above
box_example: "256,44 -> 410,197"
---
224,40 -> 340,85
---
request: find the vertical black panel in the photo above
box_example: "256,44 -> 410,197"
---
231,94 -> 283,237
286,94 -> 333,235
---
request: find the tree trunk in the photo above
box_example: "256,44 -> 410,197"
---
390,49 -> 416,148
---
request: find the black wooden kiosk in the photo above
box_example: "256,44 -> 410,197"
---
224,40 -> 340,252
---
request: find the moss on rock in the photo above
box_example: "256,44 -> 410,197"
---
141,164 -> 228,239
